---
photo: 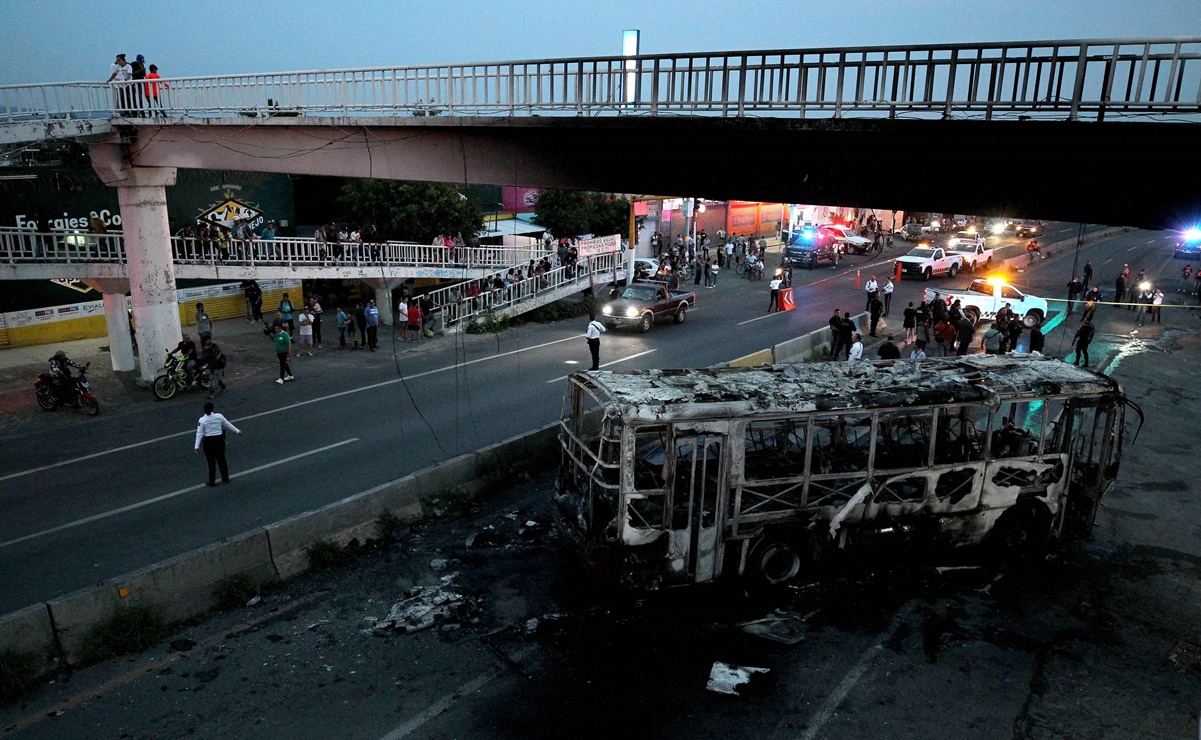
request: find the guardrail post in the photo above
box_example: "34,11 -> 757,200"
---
1068,45 -> 1089,121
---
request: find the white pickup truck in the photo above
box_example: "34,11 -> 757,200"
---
945,232 -> 994,272
927,278 -> 1049,328
895,245 -> 963,280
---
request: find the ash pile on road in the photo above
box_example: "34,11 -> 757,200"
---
363,573 -> 479,635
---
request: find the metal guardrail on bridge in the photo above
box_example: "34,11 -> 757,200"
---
2,38 -> 1200,131
0,227 -> 544,274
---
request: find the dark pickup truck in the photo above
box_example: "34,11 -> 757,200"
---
601,281 -> 696,332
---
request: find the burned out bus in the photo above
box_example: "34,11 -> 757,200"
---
553,356 -> 1134,589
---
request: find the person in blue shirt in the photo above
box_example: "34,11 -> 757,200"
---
365,298 -> 380,351
279,292 -> 295,338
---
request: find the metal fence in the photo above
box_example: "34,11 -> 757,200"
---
3,38 -> 1200,127
0,228 -> 543,270
425,251 -> 624,329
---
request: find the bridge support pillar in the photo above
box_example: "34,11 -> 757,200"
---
83,279 -> 135,372
91,149 -> 180,383
369,279 -> 404,325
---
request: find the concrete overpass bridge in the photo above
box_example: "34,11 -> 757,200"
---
2,37 -> 1199,381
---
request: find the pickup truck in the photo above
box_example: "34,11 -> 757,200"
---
926,278 -> 1049,328
945,233 -> 994,272
895,246 -> 963,280
1014,220 -> 1045,238
893,223 -> 925,241
824,225 -> 874,254
601,281 -> 696,332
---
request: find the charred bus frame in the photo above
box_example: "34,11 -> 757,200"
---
554,356 -> 1135,589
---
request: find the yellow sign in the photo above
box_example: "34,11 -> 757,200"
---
199,197 -> 263,228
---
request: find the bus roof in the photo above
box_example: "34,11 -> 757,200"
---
573,355 -> 1120,422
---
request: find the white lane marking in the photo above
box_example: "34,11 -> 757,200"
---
0,335 -> 580,483
1127,246 -> 1139,251
737,311 -> 791,326
1102,259 -> 1114,265
0,439 -> 360,550
546,349 -> 658,384
378,673 -> 495,740
378,644 -> 532,739
794,602 -> 915,740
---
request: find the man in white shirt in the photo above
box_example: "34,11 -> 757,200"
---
864,276 -> 878,312
848,333 -> 864,361
767,276 -> 782,312
882,279 -> 895,316
585,313 -> 606,370
195,401 -> 241,486
107,53 -> 133,113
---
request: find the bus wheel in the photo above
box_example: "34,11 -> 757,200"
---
990,502 -> 1051,562
750,537 -> 807,585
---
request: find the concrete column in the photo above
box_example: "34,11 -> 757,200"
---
369,279 -> 404,325
84,279 -> 134,372
91,147 -> 181,383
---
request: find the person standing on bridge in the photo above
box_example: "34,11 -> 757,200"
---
195,401 -> 241,487
106,53 -> 133,114
144,64 -> 169,115
585,314 -> 606,370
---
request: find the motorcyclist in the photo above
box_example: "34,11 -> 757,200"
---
171,334 -> 199,385
48,350 -> 82,401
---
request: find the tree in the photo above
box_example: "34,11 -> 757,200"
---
335,180 -> 483,243
534,189 -> 630,239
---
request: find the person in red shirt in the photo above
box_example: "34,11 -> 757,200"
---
144,64 -> 169,115
406,301 -> 423,342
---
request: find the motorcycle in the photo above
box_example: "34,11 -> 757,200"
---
35,363 -> 100,416
152,350 -> 211,400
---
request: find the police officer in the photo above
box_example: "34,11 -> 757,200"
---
194,401 -> 241,486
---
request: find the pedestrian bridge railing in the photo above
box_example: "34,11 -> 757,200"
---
2,38 -> 1200,131
425,251 -> 624,330
0,227 -> 544,272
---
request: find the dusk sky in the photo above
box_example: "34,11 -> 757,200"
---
2,0 -> 1199,85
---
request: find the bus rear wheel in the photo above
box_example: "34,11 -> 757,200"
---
749,534 -> 817,586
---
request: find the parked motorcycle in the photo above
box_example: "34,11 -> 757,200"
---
35,363 -> 100,416
152,350 -> 211,400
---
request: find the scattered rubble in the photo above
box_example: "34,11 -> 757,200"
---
368,574 -> 476,635
706,662 -> 770,695
737,609 -> 810,645
429,558 -> 450,570
246,595 -> 263,608
1167,639 -> 1201,673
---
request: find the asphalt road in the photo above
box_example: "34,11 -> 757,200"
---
0,222 -> 1178,614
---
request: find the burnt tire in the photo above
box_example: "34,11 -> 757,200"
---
989,501 -> 1052,562
639,312 -> 653,333
749,533 -> 821,586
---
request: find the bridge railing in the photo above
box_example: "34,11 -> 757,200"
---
0,227 -> 543,271
426,251 -> 623,330
0,38 -> 1186,124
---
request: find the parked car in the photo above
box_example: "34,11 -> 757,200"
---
894,245 -> 964,280
601,281 -> 696,332
928,278 -> 1049,328
893,223 -> 925,241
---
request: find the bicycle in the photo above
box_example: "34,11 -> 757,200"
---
746,262 -> 765,281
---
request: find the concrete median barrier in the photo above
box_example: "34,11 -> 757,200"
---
0,603 -> 58,672
1,419 -> 561,675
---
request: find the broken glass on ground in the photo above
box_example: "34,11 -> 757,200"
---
737,609 -> 810,645
706,662 -> 770,695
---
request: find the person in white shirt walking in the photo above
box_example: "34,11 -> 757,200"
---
848,333 -> 864,361
767,276 -> 782,312
585,314 -> 606,370
195,401 -> 241,486
297,306 -> 315,355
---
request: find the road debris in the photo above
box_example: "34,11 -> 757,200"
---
706,662 -> 770,695
737,609 -> 810,645
246,595 -> 263,607
368,574 -> 474,635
